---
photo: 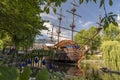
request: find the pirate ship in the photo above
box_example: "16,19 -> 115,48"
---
46,0 -> 102,63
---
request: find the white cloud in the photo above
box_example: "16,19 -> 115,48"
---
38,21 -> 94,42
82,21 -> 94,27
40,13 -> 57,20
78,20 -> 83,24
39,22 -> 71,42
60,29 -> 71,39
76,20 -> 94,30
43,22 -> 52,28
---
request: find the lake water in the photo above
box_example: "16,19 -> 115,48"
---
47,61 -> 120,80
28,59 -> 120,80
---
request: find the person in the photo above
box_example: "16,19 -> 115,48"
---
84,45 -> 89,54
27,59 -> 32,64
2,47 -> 5,54
21,62 -> 26,67
27,59 -> 32,67
41,57 -> 46,68
49,63 -> 54,72
10,46 -> 16,54
35,57 -> 39,63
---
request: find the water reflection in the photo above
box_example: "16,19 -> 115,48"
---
17,56 -> 120,80
47,62 -> 120,80
51,63 -> 84,77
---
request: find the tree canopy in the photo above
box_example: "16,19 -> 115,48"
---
0,0 -> 117,49
74,26 -> 101,51
0,0 -> 48,48
101,23 -> 120,41
0,0 -> 68,49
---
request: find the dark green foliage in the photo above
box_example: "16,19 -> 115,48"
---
85,0 -> 89,3
0,66 -> 19,80
93,0 -> 97,3
79,0 -> 84,4
53,7 -> 56,13
0,0 -> 68,49
43,0 -> 67,13
100,0 -> 105,8
109,0 -> 113,6
79,0 -> 112,7
0,0 -> 48,48
101,12 -> 118,30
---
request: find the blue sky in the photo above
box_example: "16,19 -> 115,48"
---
40,0 -> 120,40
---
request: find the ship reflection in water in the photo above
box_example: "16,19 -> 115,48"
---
46,62 -> 120,80
50,63 -> 84,77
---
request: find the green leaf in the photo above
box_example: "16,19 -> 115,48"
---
86,0 -> 89,3
55,2 -> 58,6
107,17 -> 111,22
19,66 -> 31,80
93,0 -> 97,3
44,5 -> 48,11
79,0 -> 84,4
46,8 -> 49,14
100,0 -> 105,8
53,7 -> 56,14
101,17 -> 105,23
108,12 -> 113,15
112,22 -> 118,26
110,16 -> 115,22
35,68 -> 49,80
109,14 -> 117,17
61,0 -> 67,3
103,19 -> 109,29
109,0 -> 113,6
55,0 -> 61,6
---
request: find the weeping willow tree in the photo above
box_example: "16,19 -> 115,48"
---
100,41 -> 120,80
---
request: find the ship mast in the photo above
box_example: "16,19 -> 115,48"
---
56,8 -> 64,43
47,24 -> 69,42
79,10 -> 102,50
67,0 -> 81,41
49,24 -> 54,42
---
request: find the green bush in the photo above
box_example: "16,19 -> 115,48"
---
0,66 -> 19,80
35,68 -> 49,80
19,66 -> 31,80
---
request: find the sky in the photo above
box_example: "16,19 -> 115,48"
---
38,0 -> 120,42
